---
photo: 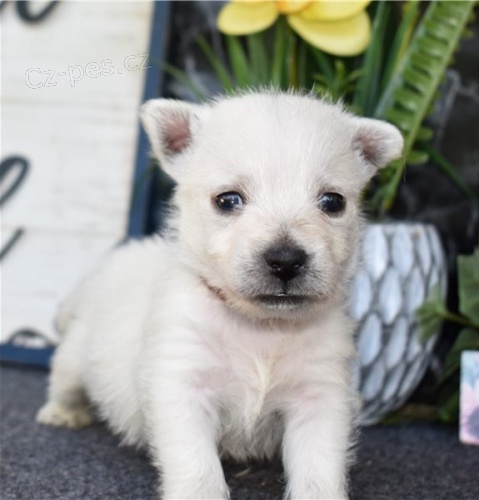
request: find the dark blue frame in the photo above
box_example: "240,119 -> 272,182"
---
128,0 -> 170,237
0,1 -> 171,368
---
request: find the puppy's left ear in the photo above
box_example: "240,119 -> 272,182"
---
351,117 -> 404,182
140,98 -> 210,181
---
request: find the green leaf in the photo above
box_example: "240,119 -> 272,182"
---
353,0 -> 390,116
313,61 -> 361,103
406,149 -> 429,165
308,45 -> 334,84
196,36 -> 234,92
247,33 -> 269,85
422,143 -> 477,199
285,28 -> 297,88
416,126 -> 434,141
297,40 -> 308,88
373,0 -> 475,215
438,389 -> 459,424
416,283 -> 447,343
272,17 -> 288,88
439,327 -> 479,385
380,0 -> 421,94
226,36 -> 251,88
458,249 -> 479,324
160,62 -> 207,101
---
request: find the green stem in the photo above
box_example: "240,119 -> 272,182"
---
285,28 -> 297,88
440,310 -> 479,329
379,0 -> 420,96
378,158 -> 405,215
308,46 -> 334,84
272,17 -> 287,88
160,62 -> 207,101
226,36 -> 251,88
353,0 -> 390,116
423,143 -> 477,199
247,33 -> 269,85
196,36 -> 234,92
297,40 -> 307,89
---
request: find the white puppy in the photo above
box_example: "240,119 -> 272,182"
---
37,91 -> 403,499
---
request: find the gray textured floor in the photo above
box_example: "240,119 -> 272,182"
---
1,366 -> 478,500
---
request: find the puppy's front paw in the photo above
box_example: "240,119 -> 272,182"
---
36,402 -> 92,429
161,477 -> 230,500
286,489 -> 348,500
161,488 -> 229,500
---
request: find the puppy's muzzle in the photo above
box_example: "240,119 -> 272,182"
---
263,244 -> 308,284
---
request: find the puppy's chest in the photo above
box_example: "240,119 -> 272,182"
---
218,342 -> 293,435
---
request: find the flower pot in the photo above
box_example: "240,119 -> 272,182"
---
350,222 -> 447,424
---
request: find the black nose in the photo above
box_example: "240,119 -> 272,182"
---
263,245 -> 308,283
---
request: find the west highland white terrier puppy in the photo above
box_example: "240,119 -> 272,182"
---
37,91 -> 403,499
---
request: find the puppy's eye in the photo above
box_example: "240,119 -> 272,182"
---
318,192 -> 345,215
215,192 -> 244,212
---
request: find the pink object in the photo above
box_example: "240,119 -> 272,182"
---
460,351 -> 479,446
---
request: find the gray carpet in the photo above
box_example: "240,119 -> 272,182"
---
1,366 -> 478,500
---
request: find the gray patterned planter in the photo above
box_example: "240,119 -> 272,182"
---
351,223 -> 447,424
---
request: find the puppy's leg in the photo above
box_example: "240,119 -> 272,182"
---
37,326 -> 92,429
144,366 -> 229,499
282,379 -> 353,500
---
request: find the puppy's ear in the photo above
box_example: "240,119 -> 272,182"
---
351,117 -> 404,181
140,99 -> 209,180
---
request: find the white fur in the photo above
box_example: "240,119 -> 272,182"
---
37,91 -> 403,499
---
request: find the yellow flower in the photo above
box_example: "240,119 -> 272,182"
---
217,0 -> 372,56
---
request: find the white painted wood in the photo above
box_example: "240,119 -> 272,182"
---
1,226 -> 115,344
1,1 -> 155,344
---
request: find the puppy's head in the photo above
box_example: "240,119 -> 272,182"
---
141,92 -> 403,321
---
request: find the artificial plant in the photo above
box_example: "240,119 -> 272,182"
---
167,0 -> 476,217
414,249 -> 479,423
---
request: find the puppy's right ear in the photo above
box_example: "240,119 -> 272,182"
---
140,99 -> 209,181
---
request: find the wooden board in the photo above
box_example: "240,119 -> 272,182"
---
1,1 -> 155,345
